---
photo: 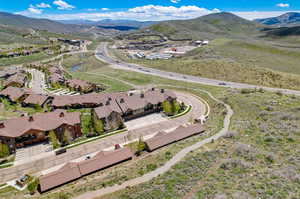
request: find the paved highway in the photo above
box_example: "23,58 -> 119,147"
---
95,42 -> 300,96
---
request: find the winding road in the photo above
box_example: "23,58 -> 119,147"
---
75,87 -> 233,199
95,42 -> 300,96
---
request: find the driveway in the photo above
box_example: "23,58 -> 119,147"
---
125,113 -> 168,130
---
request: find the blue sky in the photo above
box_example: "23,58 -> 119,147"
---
1,0 -> 299,21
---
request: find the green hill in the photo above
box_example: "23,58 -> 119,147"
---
148,12 -> 262,40
0,12 -> 115,39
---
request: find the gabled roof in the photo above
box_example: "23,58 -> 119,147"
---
39,148 -> 133,192
66,79 -> 93,90
0,110 -> 80,138
145,123 -> 205,151
78,147 -> 133,176
39,162 -> 81,192
3,73 -> 27,87
0,87 -> 31,101
23,94 -> 50,106
94,102 -> 123,119
51,92 -> 126,108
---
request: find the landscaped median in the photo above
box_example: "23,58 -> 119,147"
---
168,105 -> 192,119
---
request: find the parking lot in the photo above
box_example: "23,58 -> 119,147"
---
125,113 -> 168,130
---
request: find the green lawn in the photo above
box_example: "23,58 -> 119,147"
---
0,52 -> 57,67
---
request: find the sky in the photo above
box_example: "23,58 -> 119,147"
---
0,0 -> 300,21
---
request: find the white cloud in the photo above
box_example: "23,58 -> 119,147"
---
53,0 -> 75,10
276,3 -> 290,8
170,0 -> 180,3
87,8 -> 97,11
36,3 -> 51,8
27,5 -> 43,14
101,8 -> 109,11
34,5 -> 215,21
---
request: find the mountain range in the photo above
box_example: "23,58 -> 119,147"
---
0,12 -> 118,39
146,12 -> 262,40
58,19 -> 157,31
255,12 -> 300,27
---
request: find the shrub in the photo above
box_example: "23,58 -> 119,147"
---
136,137 -> 146,156
0,143 -> 10,158
93,118 -> 104,134
49,130 -> 60,149
163,100 -> 173,116
27,178 -> 39,194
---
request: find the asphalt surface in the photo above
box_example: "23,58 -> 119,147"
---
95,42 -> 300,96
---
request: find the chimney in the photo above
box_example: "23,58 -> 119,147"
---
106,100 -> 110,106
28,116 -> 34,122
59,112 -> 65,117
0,123 -> 5,129
140,93 -> 144,98
114,144 -> 121,150
161,89 -> 165,93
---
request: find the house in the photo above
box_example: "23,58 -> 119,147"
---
3,73 -> 28,88
0,110 -> 82,153
115,88 -> 177,121
39,147 -> 133,192
22,94 -> 51,108
51,92 -> 125,109
145,123 -> 205,151
78,147 -> 133,176
48,73 -> 65,86
39,162 -> 81,193
65,79 -> 104,93
0,87 -> 31,103
92,101 -> 124,132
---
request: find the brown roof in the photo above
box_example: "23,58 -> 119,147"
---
0,110 -> 81,138
94,102 -> 123,119
116,89 -> 177,113
0,87 -> 31,101
49,73 -> 65,83
66,79 -> 92,90
39,147 -> 133,192
78,147 -> 133,176
39,162 -> 81,192
48,67 -> 63,74
3,73 -> 27,87
23,94 -> 50,106
51,92 -> 126,108
145,123 -> 205,151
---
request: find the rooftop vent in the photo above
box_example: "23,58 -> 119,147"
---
120,98 -> 125,103
106,100 -> 110,106
129,92 -> 134,96
161,89 -> 165,93
0,123 -> 5,128
141,93 -> 144,98
151,88 -> 155,91
59,112 -> 65,117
